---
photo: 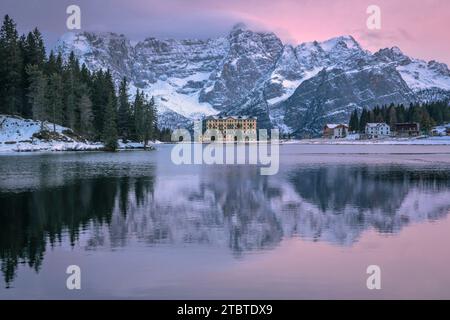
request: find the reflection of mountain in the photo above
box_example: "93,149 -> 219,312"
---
1,163 -> 450,287
99,166 -> 284,254
281,166 -> 450,245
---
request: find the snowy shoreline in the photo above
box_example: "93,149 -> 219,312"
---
0,115 -> 159,153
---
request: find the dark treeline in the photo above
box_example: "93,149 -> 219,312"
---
349,101 -> 450,133
0,15 -> 171,149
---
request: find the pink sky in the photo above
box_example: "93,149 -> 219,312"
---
2,0 -> 450,64
185,0 -> 450,64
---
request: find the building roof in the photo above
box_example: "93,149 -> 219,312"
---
431,123 -> 450,133
366,122 -> 389,128
324,124 -> 348,129
395,122 -> 420,126
205,115 -> 257,120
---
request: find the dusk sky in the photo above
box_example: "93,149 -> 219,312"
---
1,0 -> 449,64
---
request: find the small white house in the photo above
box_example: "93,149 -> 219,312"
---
365,123 -> 391,138
431,123 -> 450,136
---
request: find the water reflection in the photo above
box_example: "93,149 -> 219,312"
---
1,156 -> 450,288
284,166 -> 450,244
0,175 -> 155,287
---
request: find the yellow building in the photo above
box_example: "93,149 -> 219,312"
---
202,116 -> 257,142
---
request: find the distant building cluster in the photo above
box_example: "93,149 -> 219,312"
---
322,122 -> 432,139
202,115 -> 257,142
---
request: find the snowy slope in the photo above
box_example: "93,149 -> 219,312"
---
375,47 -> 450,92
0,115 -> 157,152
0,115 -> 102,152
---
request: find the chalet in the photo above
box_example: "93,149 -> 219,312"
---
323,124 -> 348,139
394,123 -> 420,137
365,123 -> 391,139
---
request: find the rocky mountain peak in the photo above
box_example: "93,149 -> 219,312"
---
428,60 -> 450,77
374,46 -> 411,65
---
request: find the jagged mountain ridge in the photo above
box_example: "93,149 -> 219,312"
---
55,25 -> 450,136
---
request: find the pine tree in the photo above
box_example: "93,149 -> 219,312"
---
45,50 -> 57,76
142,96 -> 156,148
47,73 -> 63,132
359,108 -> 369,132
349,109 -> 359,132
90,69 -> 116,139
396,104 -> 406,123
62,52 -> 81,130
79,91 -> 94,137
117,77 -> 131,140
133,89 -> 145,142
19,28 -> 46,118
151,97 -> 158,139
26,64 -> 48,130
368,110 -> 375,123
388,105 -> 397,128
90,70 -> 105,136
64,75 -> 77,130
102,93 -> 118,151
80,63 -> 92,87
420,108 -> 434,133
23,28 -> 46,66
0,15 -> 23,115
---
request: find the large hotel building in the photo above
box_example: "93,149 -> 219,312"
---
202,116 -> 257,142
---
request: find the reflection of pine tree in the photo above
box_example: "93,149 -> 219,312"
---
0,169 -> 158,287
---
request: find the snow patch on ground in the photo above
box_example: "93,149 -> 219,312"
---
0,115 -> 161,153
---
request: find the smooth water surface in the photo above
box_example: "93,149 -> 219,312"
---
1,144 -> 450,299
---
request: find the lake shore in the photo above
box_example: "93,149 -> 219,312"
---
281,136 -> 450,145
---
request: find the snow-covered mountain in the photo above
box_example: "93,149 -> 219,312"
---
55,25 -> 450,136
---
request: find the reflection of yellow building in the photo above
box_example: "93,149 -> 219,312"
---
203,116 -> 257,142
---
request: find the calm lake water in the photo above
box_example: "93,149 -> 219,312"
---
1,144 -> 450,299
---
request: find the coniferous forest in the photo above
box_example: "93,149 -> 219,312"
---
0,15 -> 172,150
